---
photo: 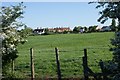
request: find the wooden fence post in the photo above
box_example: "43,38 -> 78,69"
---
82,48 -> 88,80
55,47 -> 62,80
99,60 -> 107,80
30,48 -> 35,80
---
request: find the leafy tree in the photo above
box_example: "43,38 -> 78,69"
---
91,1 -> 120,79
110,18 -> 116,31
88,25 -> 97,32
73,26 -> 78,33
0,2 -> 27,76
73,26 -> 82,33
63,30 -> 69,34
88,26 -> 93,32
83,26 -> 88,33
20,26 -> 33,37
43,28 -> 50,35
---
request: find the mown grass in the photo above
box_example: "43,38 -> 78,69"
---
15,32 -> 114,78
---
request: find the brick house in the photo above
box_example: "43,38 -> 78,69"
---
48,27 -> 71,32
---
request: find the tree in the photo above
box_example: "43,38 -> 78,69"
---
83,26 -> 88,33
73,26 -> 82,33
20,26 -> 33,37
91,1 -> 120,79
0,2 -> 27,76
88,25 -> 97,32
43,28 -> 50,35
110,18 -> 116,31
73,26 -> 78,33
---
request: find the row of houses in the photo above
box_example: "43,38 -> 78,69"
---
78,26 -> 111,33
49,27 -> 71,32
33,27 -> 71,34
33,26 -> 112,34
96,26 -> 111,32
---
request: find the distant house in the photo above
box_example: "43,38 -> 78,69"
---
48,27 -> 71,33
33,28 -> 45,34
48,28 -> 56,32
101,26 -> 111,32
96,26 -> 101,31
80,28 -> 84,33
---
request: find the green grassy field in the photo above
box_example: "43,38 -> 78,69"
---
15,32 -> 114,78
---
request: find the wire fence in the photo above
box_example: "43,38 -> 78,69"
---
13,47 -> 113,79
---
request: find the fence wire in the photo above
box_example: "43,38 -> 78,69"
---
14,47 -> 112,78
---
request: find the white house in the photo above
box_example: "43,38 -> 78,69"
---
96,26 -> 102,31
33,28 -> 45,34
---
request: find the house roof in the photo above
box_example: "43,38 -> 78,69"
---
34,29 -> 44,32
